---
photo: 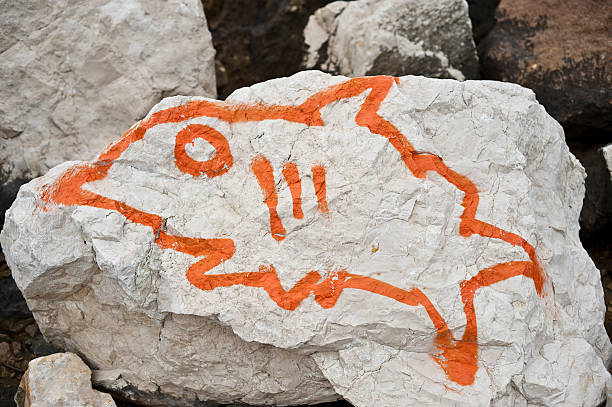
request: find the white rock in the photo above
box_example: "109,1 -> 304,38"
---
303,0 -> 479,80
2,71 -> 610,406
0,0 -> 216,188
604,144 -> 612,182
15,353 -> 116,407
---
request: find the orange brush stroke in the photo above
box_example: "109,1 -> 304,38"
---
39,76 -> 546,387
282,162 -> 303,219
174,124 -> 233,177
251,155 -> 287,241
311,165 -> 329,214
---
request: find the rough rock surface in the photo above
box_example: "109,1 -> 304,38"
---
0,0 -> 216,209
478,0 -> 612,132
303,0 -> 479,80
15,352 -> 116,407
2,71 -> 611,406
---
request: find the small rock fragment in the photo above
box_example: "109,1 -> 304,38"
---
15,353 -> 116,407
0,342 -> 10,362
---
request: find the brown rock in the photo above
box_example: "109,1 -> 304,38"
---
24,323 -> 37,338
478,0 -> 612,133
4,318 -> 32,334
11,341 -> 21,356
0,342 -> 10,362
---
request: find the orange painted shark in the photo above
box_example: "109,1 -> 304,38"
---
39,76 -> 545,386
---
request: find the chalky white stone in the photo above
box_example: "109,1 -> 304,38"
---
16,353 -> 116,407
604,144 -> 612,183
0,0 -> 216,188
2,71 -> 610,406
303,0 -> 479,80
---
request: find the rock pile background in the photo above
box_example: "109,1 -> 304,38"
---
302,0 -> 479,79
0,0 -> 610,406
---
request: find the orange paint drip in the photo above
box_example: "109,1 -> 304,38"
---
39,76 -> 546,387
251,155 -> 287,241
282,163 -> 303,219
311,165 -> 329,214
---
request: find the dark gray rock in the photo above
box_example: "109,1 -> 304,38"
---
303,0 -> 479,80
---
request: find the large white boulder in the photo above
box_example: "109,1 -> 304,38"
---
15,353 -> 116,407
2,71 -> 610,406
0,0 -> 216,191
303,0 -> 479,80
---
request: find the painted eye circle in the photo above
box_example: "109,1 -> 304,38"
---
174,124 -> 233,177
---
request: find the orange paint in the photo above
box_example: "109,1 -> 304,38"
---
251,155 -> 287,241
174,124 -> 233,178
39,76 -> 546,387
282,163 -> 303,219
311,165 -> 329,214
